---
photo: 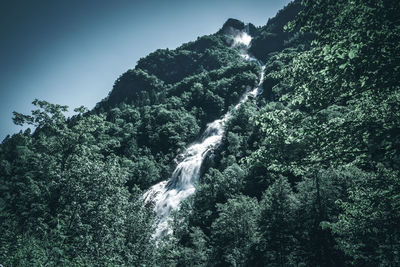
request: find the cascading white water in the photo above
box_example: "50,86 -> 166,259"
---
143,29 -> 265,239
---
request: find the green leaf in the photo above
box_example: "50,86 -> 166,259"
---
348,50 -> 356,59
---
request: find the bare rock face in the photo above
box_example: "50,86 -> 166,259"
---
221,18 -> 246,32
200,147 -> 219,178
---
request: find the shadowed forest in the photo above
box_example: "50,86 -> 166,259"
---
1,0 -> 399,266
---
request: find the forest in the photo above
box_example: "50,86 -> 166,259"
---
1,0 -> 399,266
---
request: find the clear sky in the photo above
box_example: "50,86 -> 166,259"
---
0,0 -> 291,140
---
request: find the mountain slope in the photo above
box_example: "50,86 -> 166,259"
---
164,1 -> 399,266
1,0 -> 399,266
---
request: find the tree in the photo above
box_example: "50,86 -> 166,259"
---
255,176 -> 299,266
210,195 -> 260,266
330,166 -> 400,266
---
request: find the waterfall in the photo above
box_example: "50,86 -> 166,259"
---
143,29 -> 264,239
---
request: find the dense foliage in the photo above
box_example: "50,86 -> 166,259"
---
1,0 -> 399,266
156,0 -> 400,266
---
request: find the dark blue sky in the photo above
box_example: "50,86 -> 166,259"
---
0,0 -> 291,140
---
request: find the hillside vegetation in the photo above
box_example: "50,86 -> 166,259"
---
1,0 -> 399,266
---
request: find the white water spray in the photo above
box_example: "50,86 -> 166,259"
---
143,29 -> 265,239
233,31 -> 252,47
